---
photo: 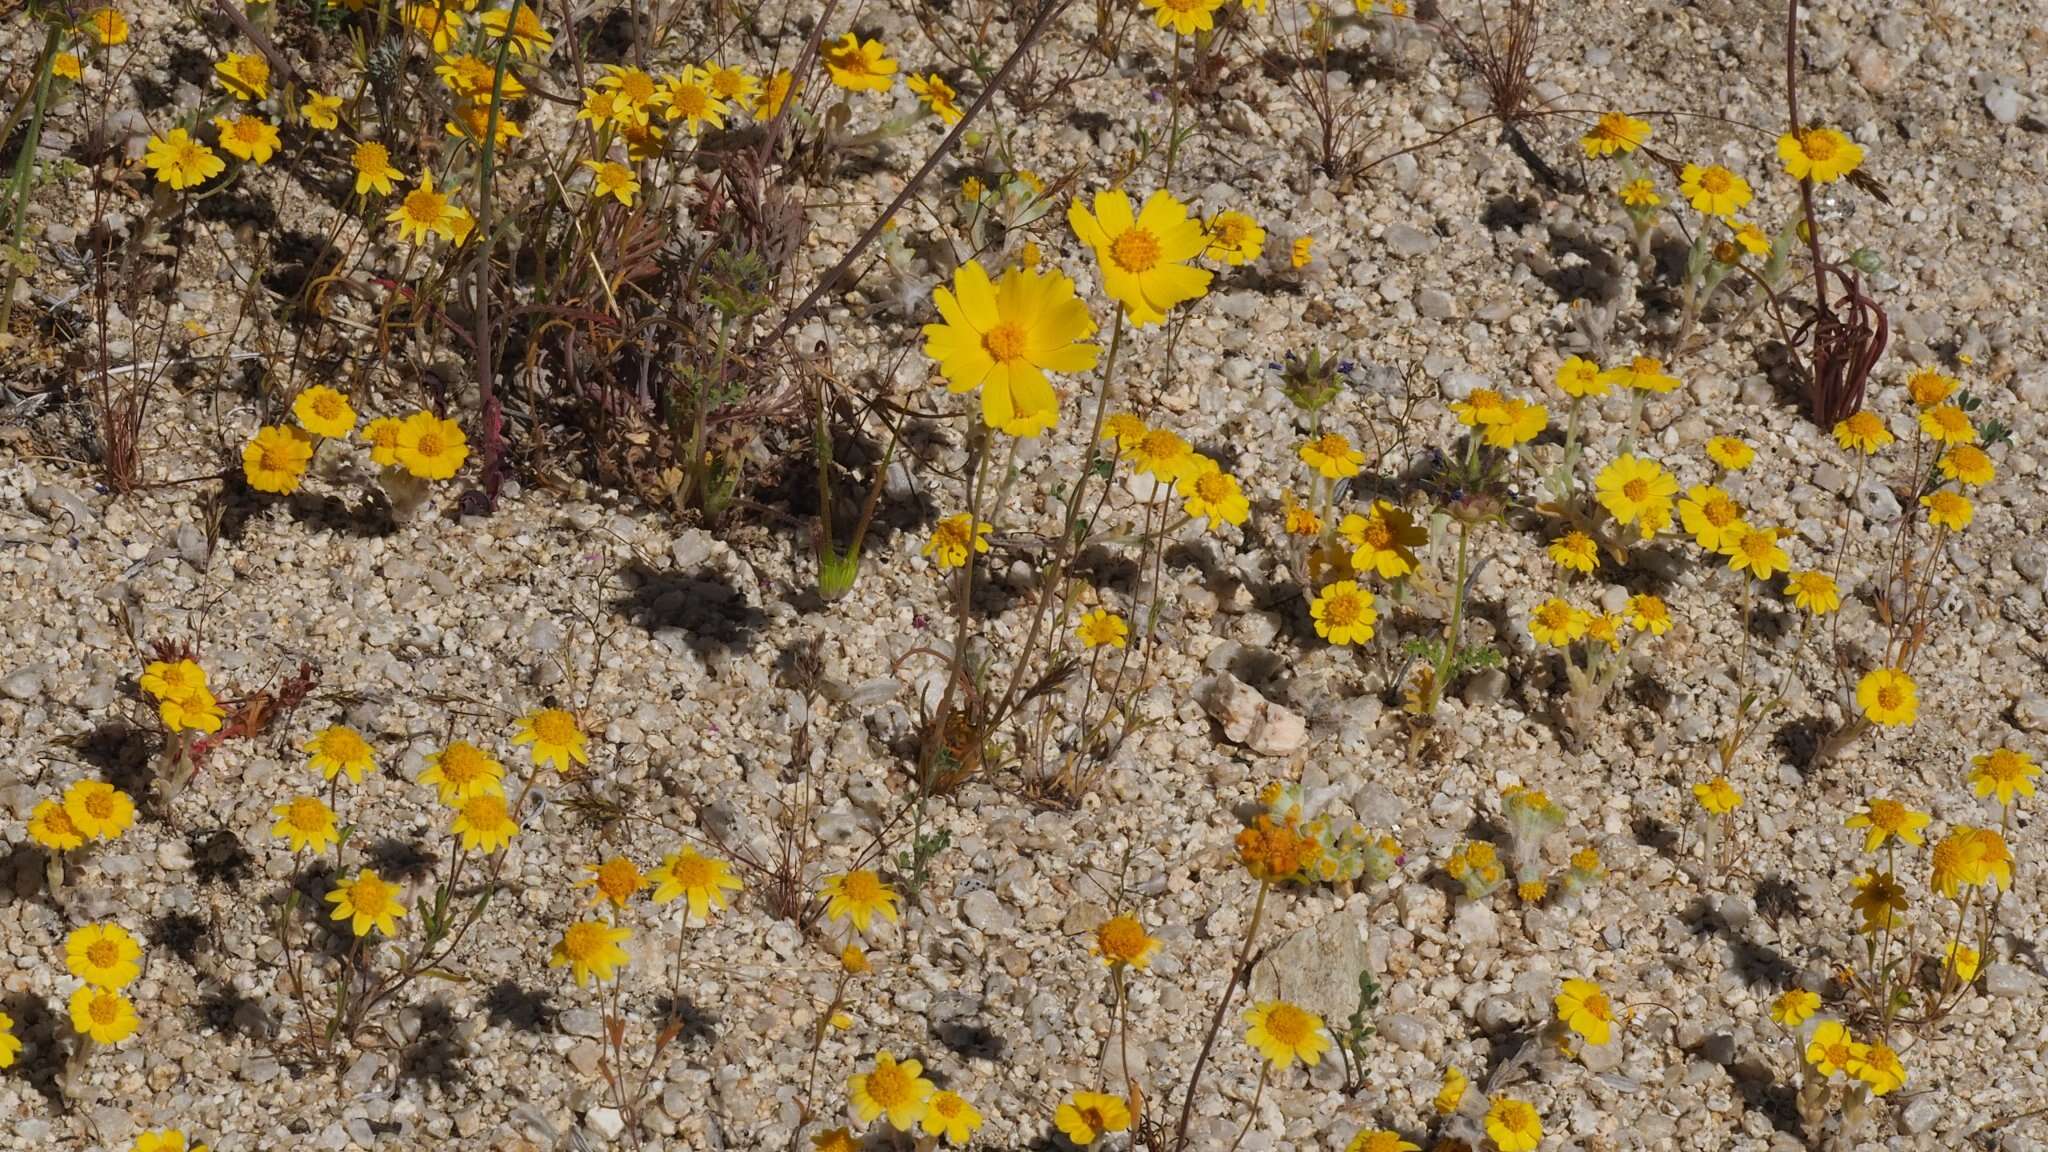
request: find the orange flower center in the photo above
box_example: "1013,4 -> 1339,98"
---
403,191 -> 443,224
531,710 -> 580,744
1194,472 -> 1230,502
1877,686 -> 1902,710
1323,593 -> 1363,626
1359,518 -> 1392,549
415,431 -> 446,458
843,871 -> 883,901
85,793 -> 114,819
1802,131 -> 1838,160
88,939 -> 121,968
865,1062 -> 911,1106
1109,228 -> 1162,273
982,322 -> 1030,364
1622,478 -> 1650,502
89,994 -> 120,1024
672,84 -> 709,116
1262,1004 -> 1313,1045
1699,169 -> 1733,194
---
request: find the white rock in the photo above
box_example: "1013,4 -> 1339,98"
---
1195,672 -> 1307,756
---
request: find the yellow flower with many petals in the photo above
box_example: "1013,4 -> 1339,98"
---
1778,126 -> 1863,184
29,799 -> 86,852
352,142 -> 402,197
1784,570 -> 1840,614
362,417 -> 403,466
1528,598 -> 1588,648
271,796 -> 339,853
906,73 -> 964,124
1705,436 -> 1754,470
1299,432 -> 1364,479
1076,609 -> 1129,649
1598,355 -> 1681,393
1722,525 -> 1791,581
578,857 -> 647,909
1548,531 -> 1599,575
88,8 -> 131,46
1204,210 -> 1266,265
1770,988 -> 1820,1028
212,115 -> 280,164
1581,111 -> 1650,157
581,160 -> 641,206
1850,870 -> 1907,934
1938,444 -> 1995,487
1596,455 -> 1676,539
1482,399 -> 1549,448
1969,747 -> 2039,807
1693,776 -> 1741,814
1678,163 -> 1752,217
242,425 -> 313,493
651,847 -> 744,923
1555,355 -> 1606,398
1346,1131 -> 1420,1152
451,793 -> 518,852
924,513 -> 992,571
1054,1091 -> 1131,1145
395,411 -> 469,479
1555,978 -> 1617,1046
1833,409 -> 1893,454
1311,580 -> 1378,646
1093,913 -> 1160,969
479,2 -> 552,58
1857,1042 -> 1906,1096
850,1050 -> 935,1131
1856,667 -> 1917,727
305,725 -> 376,782
515,708 -> 590,772
922,260 -> 1098,437
1243,1000 -> 1330,1069
1627,594 -> 1671,635
661,66 -> 728,134
823,869 -> 901,933
419,740 -> 506,805
293,385 -> 356,439
921,1090 -> 983,1146
551,919 -> 631,985
1433,1064 -> 1468,1115
215,52 -> 270,101
64,780 -> 135,840
1338,500 -> 1427,579
821,34 -> 897,92
1178,456 -> 1250,529
144,129 -> 225,190
1677,484 -> 1746,552
1920,490 -> 1973,532
1806,1019 -> 1866,1079
70,986 -> 138,1044
327,869 -> 406,936
1484,1097 -> 1543,1152
1905,367 -> 1957,408
304,91 -> 342,130
1069,189 -> 1213,326
1142,0 -> 1228,34
387,173 -> 464,245
1918,404 -> 1976,445
66,923 -> 142,990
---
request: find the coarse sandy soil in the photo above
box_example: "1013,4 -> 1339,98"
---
2,0 -> 2047,1149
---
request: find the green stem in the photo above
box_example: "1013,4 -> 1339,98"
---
0,22 -> 63,336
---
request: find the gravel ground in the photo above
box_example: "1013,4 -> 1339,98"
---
3,0 -> 2047,1149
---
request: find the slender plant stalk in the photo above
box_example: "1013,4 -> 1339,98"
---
0,23 -> 63,337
